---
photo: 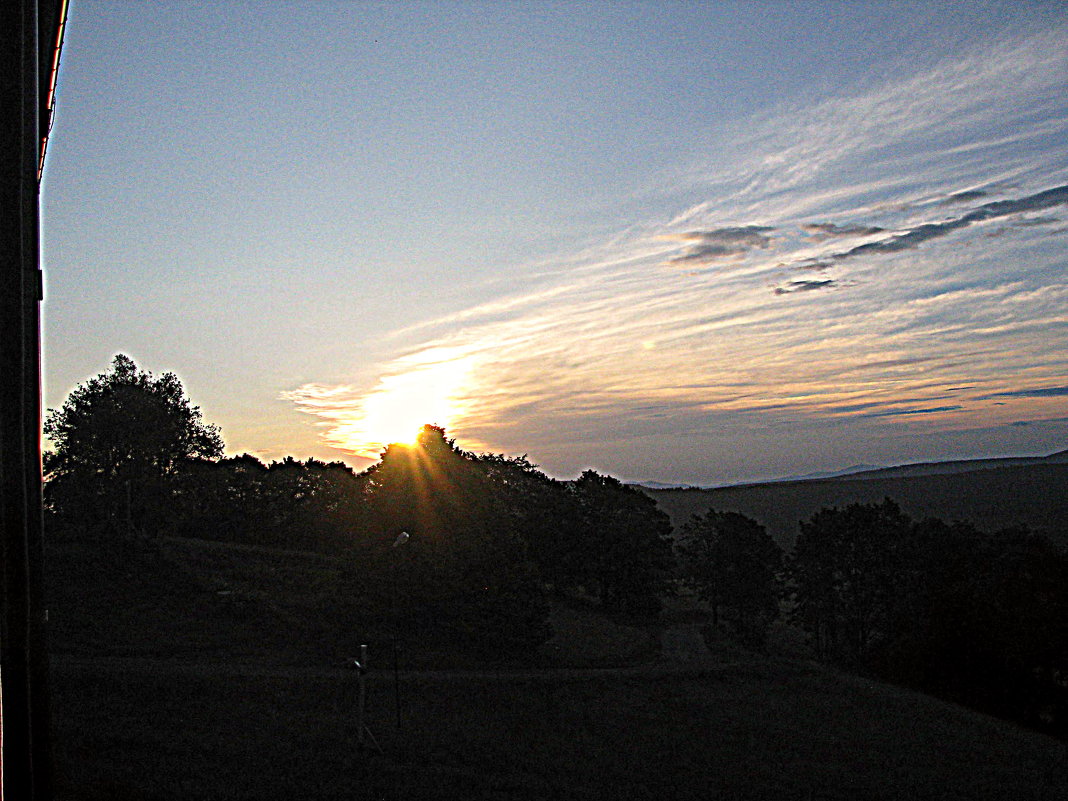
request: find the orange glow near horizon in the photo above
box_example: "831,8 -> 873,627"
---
319,349 -> 477,459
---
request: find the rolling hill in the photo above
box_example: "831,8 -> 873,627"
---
644,455 -> 1068,549
46,534 -> 1068,799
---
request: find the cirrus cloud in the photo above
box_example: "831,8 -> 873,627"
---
289,28 -> 1068,482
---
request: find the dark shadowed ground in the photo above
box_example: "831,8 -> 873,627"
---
51,654 -> 1068,800
45,536 -> 1068,800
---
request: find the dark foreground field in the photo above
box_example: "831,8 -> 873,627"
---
45,537 -> 1068,799
52,655 -> 1068,801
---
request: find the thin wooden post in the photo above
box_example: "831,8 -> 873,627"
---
353,644 -> 382,754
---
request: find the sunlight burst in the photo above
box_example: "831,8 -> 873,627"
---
309,349 -> 477,459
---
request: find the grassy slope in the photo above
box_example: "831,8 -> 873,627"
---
45,538 -> 351,664
45,536 -> 1068,800
45,536 -> 661,671
51,659 -> 1068,800
647,464 -> 1068,549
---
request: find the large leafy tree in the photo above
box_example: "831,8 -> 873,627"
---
472,451 -> 581,591
569,470 -> 675,616
881,520 -> 1068,730
677,508 -> 782,646
44,354 -> 224,535
361,425 -> 551,652
788,498 -> 911,662
168,454 -> 366,552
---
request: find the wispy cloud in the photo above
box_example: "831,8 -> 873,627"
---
773,279 -> 838,295
289,28 -> 1068,478
662,226 -> 774,265
1011,416 -> 1068,427
801,222 -> 885,240
864,405 -> 963,419
978,386 -> 1068,400
812,184 -> 1068,264
938,189 -> 988,206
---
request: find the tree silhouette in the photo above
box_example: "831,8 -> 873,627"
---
677,508 -> 782,646
168,453 -> 269,543
473,451 -> 581,593
880,520 -> 1068,731
570,470 -> 675,616
168,453 -> 368,552
44,354 -> 223,536
789,498 -> 910,662
361,425 -> 551,652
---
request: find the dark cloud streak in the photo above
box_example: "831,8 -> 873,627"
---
938,189 -> 988,205
801,222 -> 885,239
665,225 -> 773,265
774,279 -> 836,295
977,386 -> 1068,400
864,405 -> 962,418
826,184 -> 1068,264
1010,416 -> 1068,427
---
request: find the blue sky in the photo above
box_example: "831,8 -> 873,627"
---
42,1 -> 1068,484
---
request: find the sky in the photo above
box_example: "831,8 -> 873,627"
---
41,0 -> 1068,485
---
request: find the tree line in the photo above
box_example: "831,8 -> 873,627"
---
44,356 -> 1068,734
44,356 -> 675,654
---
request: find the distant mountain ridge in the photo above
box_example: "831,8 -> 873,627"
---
817,449 -> 1068,482
642,450 -> 1068,549
627,467 -> 880,493
779,463 -> 885,482
633,449 -> 1068,490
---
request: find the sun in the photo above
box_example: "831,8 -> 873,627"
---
329,350 -> 476,458
360,379 -> 436,447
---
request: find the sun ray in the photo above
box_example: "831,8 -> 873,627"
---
288,349 -> 478,459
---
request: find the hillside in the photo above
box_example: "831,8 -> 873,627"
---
45,537 -> 1068,800
646,463 -> 1068,549
43,536 -> 658,671
824,448 -> 1068,481
51,654 -> 1068,800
